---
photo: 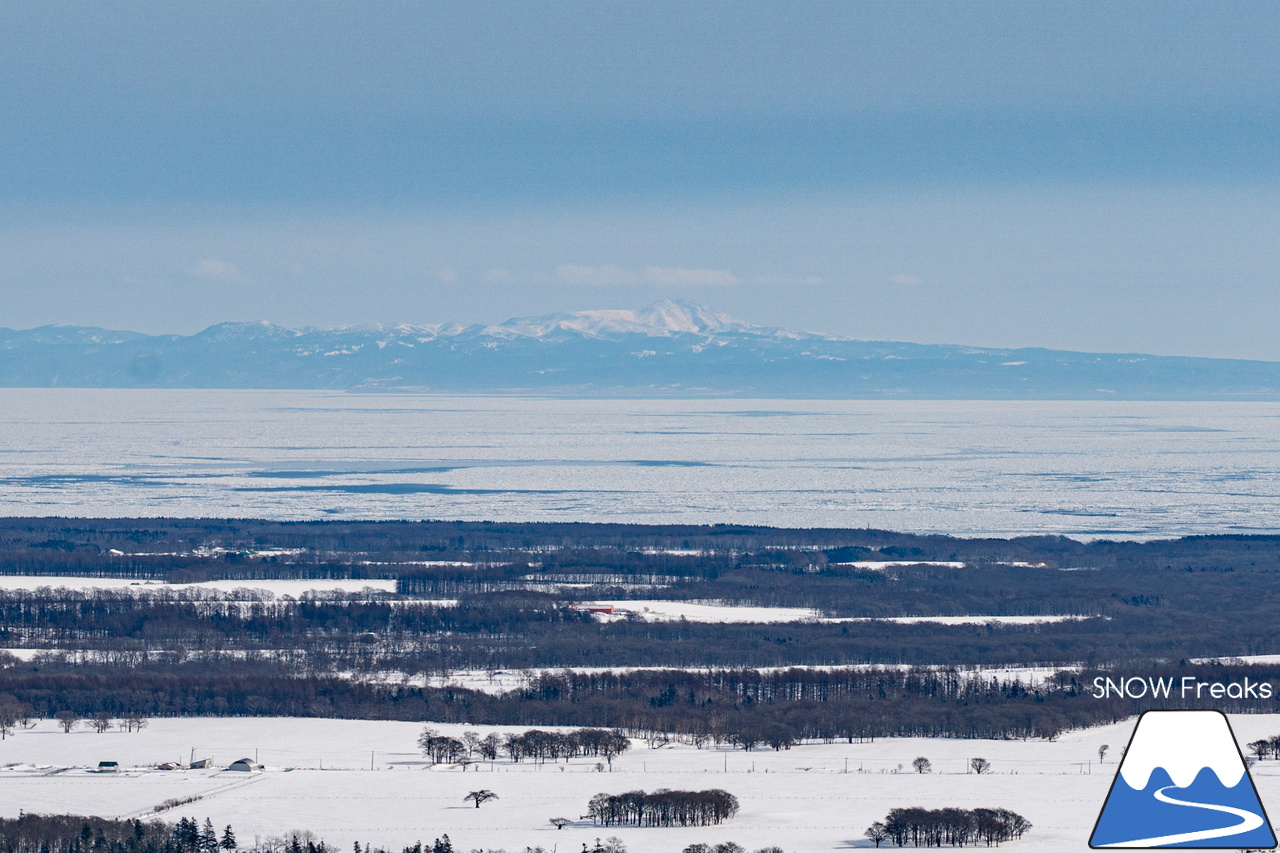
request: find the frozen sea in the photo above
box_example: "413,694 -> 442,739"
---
2,389 -> 1280,539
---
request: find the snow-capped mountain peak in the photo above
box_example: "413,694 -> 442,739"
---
488,299 -> 762,339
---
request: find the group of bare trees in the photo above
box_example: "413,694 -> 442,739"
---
417,728 -> 499,765
0,698 -> 34,738
1248,735 -> 1280,761
588,789 -> 739,828
864,807 -> 1030,848
0,703 -> 147,739
417,727 -> 630,766
909,756 -> 991,775
50,710 -> 148,734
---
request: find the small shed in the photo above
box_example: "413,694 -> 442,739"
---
189,758 -> 213,769
227,758 -> 264,772
96,761 -> 119,773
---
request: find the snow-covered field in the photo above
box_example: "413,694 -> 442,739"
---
834,561 -> 968,570
6,715 -> 1280,850
0,577 -> 1088,627
0,577 -> 398,595
837,615 -> 1091,626
588,600 -> 1090,626
593,601 -> 825,623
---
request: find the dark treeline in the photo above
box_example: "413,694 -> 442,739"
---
3,520 -> 1280,672
0,517 -> 1031,563
13,658 -> 1279,740
6,518 -> 1280,733
0,814 -> 456,853
0,814 -> 181,853
866,807 -> 1031,848
416,726 -> 630,765
588,789 -> 739,827
1,586 -> 1277,671
501,727 -> 631,764
6,517 -> 1280,618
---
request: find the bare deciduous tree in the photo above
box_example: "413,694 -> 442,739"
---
91,712 -> 114,733
125,713 -> 148,732
479,732 -> 502,761
549,817 -> 572,830
865,821 -> 888,848
970,757 -> 992,775
464,789 -> 499,808
55,711 -> 79,733
0,702 -> 20,740
912,756 -> 932,774
1097,744 -> 1109,763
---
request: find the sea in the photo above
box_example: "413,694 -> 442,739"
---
2,389 -> 1279,540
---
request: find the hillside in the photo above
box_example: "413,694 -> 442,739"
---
5,300 -> 1280,398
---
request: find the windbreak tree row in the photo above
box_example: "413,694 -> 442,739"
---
864,807 -> 1031,848
588,789 -> 740,827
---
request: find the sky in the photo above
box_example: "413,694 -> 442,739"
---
2,1 -> 1279,358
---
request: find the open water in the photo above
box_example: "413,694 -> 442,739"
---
2,389 -> 1279,539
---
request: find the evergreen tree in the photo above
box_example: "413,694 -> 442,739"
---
174,817 -> 200,849
220,825 -> 237,851
201,818 -> 218,853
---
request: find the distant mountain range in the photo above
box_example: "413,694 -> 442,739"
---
4,300 -> 1280,398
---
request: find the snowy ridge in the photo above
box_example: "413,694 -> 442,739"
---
484,299 -> 767,339
1118,711 -> 1246,790
5,300 -> 1280,397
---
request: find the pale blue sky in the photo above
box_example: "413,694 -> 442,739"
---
2,1 -> 1279,357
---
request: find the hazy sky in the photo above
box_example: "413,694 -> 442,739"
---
2,1 -> 1279,358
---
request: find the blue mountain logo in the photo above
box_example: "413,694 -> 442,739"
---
1090,710 -> 1277,848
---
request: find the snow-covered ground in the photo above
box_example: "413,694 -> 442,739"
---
587,600 -> 1091,625
592,601 -> 824,623
834,561 -> 968,570
0,577 -> 398,595
6,715 -> 1279,851
0,578 -> 1088,626
1192,654 -> 1280,666
835,615 -> 1092,626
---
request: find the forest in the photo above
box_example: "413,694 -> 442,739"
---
0,814 -> 457,853
3,518 -> 1280,737
3,656 -> 1277,741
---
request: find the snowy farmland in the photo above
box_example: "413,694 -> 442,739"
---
586,600 -> 1091,626
0,576 -> 399,596
7,715 -> 1280,850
